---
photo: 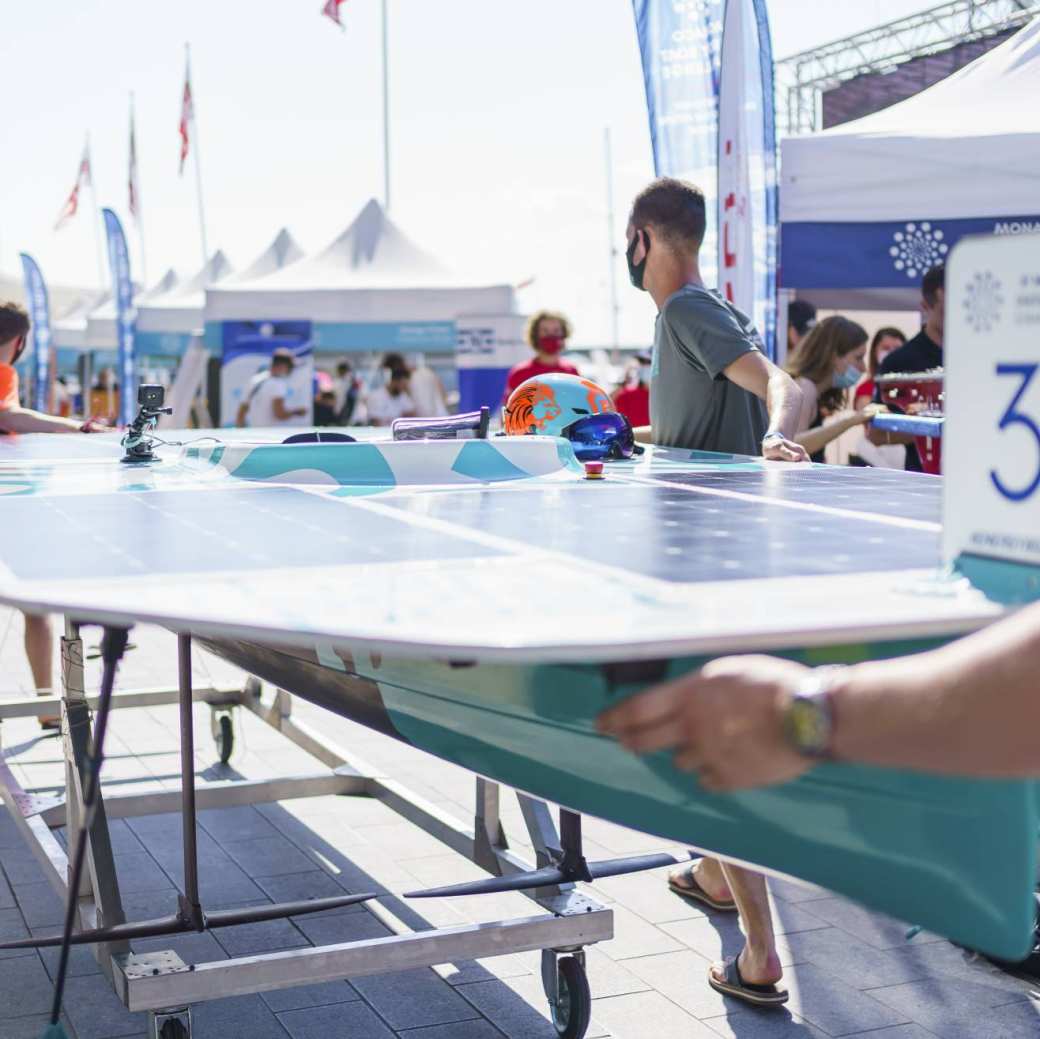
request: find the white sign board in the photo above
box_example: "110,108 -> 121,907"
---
944,233 -> 1040,567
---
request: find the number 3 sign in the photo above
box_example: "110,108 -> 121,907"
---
945,234 -> 1040,570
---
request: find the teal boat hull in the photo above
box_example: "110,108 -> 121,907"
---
201,633 -> 1039,962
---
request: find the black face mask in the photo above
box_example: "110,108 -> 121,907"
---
626,230 -> 649,291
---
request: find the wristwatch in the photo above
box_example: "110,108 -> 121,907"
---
761,430 -> 785,445
782,666 -> 842,758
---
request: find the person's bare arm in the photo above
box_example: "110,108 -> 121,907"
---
829,602 -> 1040,775
722,352 -> 808,461
236,402 -> 249,428
632,425 -> 652,445
598,601 -> 1040,790
0,408 -> 87,434
795,406 -> 884,458
272,397 -> 305,421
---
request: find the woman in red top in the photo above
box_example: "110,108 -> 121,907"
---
503,310 -> 579,399
853,327 -> 907,411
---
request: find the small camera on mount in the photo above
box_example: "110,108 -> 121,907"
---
138,384 -> 166,412
121,384 -> 173,464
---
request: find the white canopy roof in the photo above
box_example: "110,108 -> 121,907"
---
52,291 -> 109,350
779,19 -> 1040,307
206,199 -> 515,322
227,228 -> 305,283
84,268 -> 181,350
782,17 -> 1040,223
136,252 -> 233,335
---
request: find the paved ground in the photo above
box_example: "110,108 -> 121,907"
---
0,612 -> 1037,1039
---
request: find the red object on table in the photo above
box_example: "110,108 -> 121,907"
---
875,370 -> 944,475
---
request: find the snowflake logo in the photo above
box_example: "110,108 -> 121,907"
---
962,270 -> 1004,333
888,222 -> 949,279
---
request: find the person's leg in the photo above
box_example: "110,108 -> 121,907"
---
23,613 -> 59,728
24,613 -> 53,691
713,863 -> 783,987
669,855 -> 734,906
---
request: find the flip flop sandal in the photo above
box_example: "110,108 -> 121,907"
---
667,864 -> 738,912
708,957 -> 789,1008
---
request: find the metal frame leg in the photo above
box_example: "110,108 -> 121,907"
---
473,778 -> 507,875
518,793 -> 564,872
176,635 -> 204,931
61,618 -> 129,979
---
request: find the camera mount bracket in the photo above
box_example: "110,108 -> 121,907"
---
121,385 -> 173,465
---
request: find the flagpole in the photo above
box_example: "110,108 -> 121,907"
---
130,93 -> 148,286
381,0 -> 391,212
85,134 -> 106,288
604,126 -> 620,353
186,43 -> 210,277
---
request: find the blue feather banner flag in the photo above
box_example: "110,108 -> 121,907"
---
102,208 -> 137,426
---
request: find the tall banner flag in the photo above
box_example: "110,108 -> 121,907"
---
631,0 -> 723,283
18,254 -> 53,412
717,0 -> 778,358
54,140 -> 93,231
102,209 -> 137,426
322,0 -> 348,27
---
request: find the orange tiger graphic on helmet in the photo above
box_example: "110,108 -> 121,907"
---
580,379 -> 612,416
503,380 -> 561,435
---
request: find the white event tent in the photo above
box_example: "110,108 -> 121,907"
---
84,268 -> 180,352
205,199 -> 516,353
135,252 -> 233,355
227,227 -> 305,283
53,291 -> 109,353
780,17 -> 1040,309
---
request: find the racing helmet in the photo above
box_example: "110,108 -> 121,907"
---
503,372 -> 635,461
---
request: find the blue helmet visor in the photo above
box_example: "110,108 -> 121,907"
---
563,412 -> 635,461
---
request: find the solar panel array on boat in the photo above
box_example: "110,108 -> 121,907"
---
0,431 -> 994,660
385,478 -> 941,583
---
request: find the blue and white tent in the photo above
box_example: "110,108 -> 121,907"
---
204,200 -> 516,353
780,17 -> 1040,309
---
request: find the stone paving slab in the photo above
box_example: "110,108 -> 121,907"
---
0,616 -> 1038,1038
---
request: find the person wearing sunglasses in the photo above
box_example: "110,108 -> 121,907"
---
0,302 -> 108,730
623,179 -> 808,1008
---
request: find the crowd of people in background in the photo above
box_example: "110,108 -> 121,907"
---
488,263 -> 945,475
308,351 -> 449,430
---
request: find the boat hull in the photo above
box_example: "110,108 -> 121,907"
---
198,633 -> 1038,961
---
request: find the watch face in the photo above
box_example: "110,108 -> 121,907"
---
787,697 -> 829,755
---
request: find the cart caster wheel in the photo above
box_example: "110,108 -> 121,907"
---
214,714 -> 234,764
159,1020 -> 189,1039
552,956 -> 591,1039
244,676 -> 261,700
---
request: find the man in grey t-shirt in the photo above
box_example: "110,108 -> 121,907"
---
651,285 -> 770,454
623,177 -> 807,1008
626,178 -> 805,463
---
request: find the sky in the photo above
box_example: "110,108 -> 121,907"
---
1,0 -> 934,347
